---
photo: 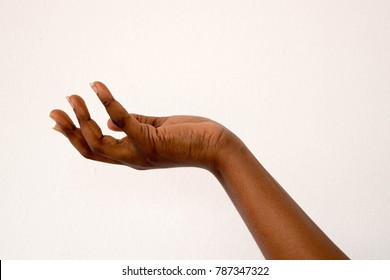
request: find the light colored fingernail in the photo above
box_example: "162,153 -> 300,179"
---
90,82 -> 98,95
66,96 -> 74,109
52,124 -> 66,136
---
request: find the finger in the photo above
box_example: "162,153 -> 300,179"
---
90,81 -> 142,140
50,109 -> 77,131
53,123 -> 67,136
49,109 -> 121,164
67,95 -> 131,162
107,114 -> 168,131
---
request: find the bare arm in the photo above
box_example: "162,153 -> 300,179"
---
212,138 -> 349,259
50,81 -> 349,259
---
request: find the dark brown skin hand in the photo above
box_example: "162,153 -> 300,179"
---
50,81 -> 349,259
49,81 -> 232,171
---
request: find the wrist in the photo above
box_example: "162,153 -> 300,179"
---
208,129 -> 247,176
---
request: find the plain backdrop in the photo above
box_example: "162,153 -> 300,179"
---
1,0 -> 389,259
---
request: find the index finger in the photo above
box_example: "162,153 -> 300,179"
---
90,81 -> 143,141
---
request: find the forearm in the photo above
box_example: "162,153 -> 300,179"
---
211,136 -> 349,260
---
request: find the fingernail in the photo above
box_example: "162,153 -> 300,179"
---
66,96 -> 74,109
90,82 -> 98,95
52,124 -> 66,136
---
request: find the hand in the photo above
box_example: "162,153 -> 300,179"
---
49,81 -> 236,171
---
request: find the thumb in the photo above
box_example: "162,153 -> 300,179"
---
107,118 -> 122,131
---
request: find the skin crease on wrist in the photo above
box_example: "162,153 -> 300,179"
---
49,81 -> 349,260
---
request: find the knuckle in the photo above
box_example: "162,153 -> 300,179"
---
102,97 -> 112,107
113,117 -> 127,129
90,143 -> 103,154
89,137 -> 105,154
80,149 -> 95,160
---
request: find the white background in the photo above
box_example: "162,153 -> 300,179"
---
0,0 -> 389,259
